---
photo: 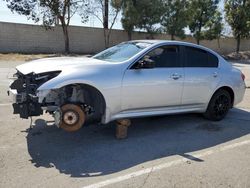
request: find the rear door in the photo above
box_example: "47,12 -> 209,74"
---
182,46 -> 220,106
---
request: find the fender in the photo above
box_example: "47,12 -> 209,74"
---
36,69 -> 122,124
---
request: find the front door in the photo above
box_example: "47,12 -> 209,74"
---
121,45 -> 184,111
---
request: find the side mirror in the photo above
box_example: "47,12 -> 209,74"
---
136,58 -> 155,69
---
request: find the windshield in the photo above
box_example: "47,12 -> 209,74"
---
93,42 -> 152,62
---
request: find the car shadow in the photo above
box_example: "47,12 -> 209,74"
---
26,108 -> 250,177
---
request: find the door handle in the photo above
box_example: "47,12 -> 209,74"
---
171,73 -> 182,80
213,72 -> 218,78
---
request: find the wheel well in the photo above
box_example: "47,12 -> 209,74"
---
79,84 -> 106,116
51,84 -> 106,120
216,86 -> 235,106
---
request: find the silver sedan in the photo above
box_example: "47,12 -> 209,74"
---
8,40 -> 246,131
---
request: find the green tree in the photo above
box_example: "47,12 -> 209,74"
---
203,11 -> 223,40
225,0 -> 250,53
121,0 -> 163,39
135,0 -> 164,38
162,0 -> 188,40
203,10 -> 223,48
5,0 -> 89,54
121,0 -> 138,40
188,0 -> 220,45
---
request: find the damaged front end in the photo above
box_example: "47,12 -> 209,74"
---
8,70 -> 61,119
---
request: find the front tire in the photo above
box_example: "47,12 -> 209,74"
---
203,90 -> 231,121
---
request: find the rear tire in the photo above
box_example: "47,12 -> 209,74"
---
203,90 -> 231,121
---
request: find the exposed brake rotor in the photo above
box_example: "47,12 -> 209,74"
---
59,104 -> 86,132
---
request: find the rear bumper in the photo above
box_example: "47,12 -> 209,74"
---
233,82 -> 246,106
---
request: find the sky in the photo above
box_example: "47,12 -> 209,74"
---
0,0 -> 122,29
0,0 -> 224,31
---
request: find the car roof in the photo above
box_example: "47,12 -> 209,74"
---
131,39 -> 204,48
130,40 -> 219,56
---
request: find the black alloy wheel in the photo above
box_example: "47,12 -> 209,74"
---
203,90 -> 231,121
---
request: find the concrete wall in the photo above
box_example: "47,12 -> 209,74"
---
0,21 -> 250,54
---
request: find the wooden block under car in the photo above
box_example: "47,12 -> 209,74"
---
116,119 -> 131,139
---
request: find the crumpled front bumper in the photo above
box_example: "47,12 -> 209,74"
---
8,78 -> 43,119
7,88 -> 25,104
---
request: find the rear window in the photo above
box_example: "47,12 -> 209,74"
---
185,47 -> 218,67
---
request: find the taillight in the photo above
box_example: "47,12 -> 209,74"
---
241,72 -> 245,81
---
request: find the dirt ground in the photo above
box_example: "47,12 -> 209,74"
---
0,53 -> 56,62
223,51 -> 250,61
0,58 -> 250,188
0,53 -> 88,62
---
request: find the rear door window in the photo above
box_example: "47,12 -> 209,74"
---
185,46 -> 218,67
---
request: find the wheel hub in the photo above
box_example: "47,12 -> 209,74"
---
63,110 -> 79,125
59,104 -> 86,132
